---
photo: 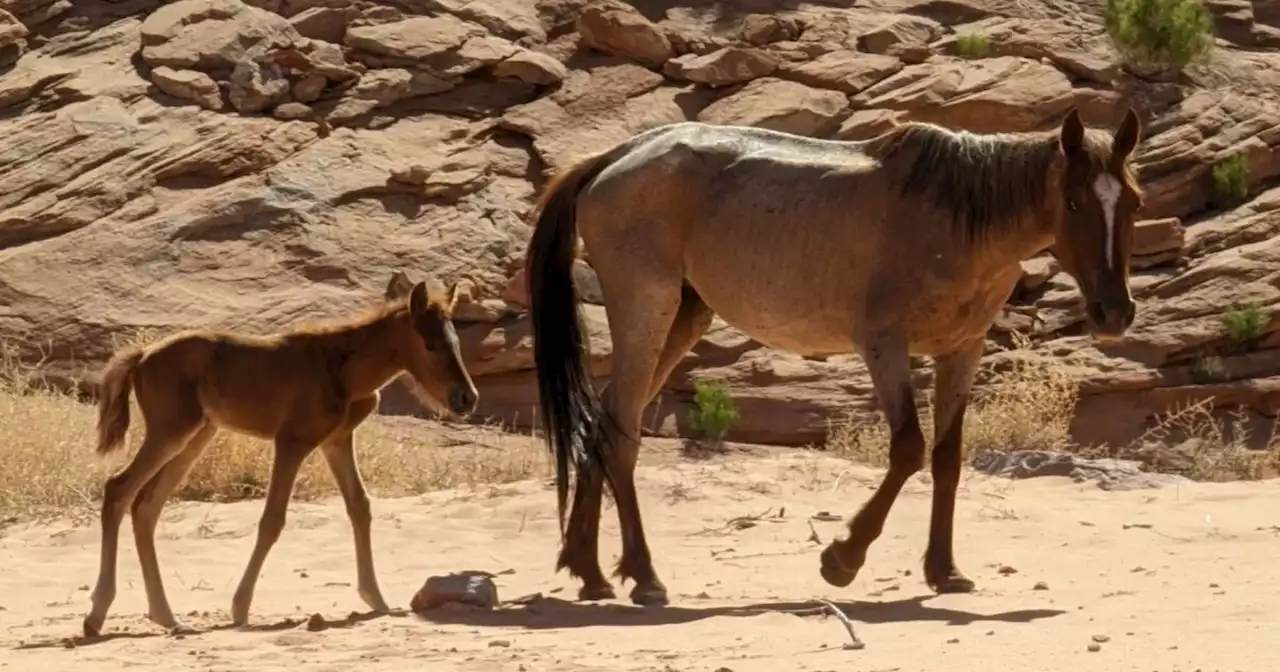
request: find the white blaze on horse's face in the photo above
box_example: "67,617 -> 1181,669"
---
1093,173 -> 1123,270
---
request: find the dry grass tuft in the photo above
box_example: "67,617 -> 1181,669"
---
0,344 -> 548,524
825,340 -> 1077,467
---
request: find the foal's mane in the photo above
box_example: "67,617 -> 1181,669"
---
866,122 -> 1122,244
287,290 -> 449,340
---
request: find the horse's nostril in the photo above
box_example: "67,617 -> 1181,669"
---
1087,300 -> 1107,325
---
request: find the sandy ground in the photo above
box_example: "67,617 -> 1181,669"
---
2,450 -> 1277,672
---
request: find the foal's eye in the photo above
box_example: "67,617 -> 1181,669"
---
1066,201 -> 1078,213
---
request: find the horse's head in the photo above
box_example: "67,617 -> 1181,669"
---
1049,107 -> 1143,341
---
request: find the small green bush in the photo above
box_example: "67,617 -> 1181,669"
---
1221,303 -> 1266,352
1210,153 -> 1249,206
689,378 -> 740,442
1104,0 -> 1214,73
954,33 -> 990,59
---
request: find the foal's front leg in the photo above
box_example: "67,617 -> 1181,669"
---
231,435 -> 314,626
319,395 -> 392,613
820,334 -> 926,588
923,338 -> 984,594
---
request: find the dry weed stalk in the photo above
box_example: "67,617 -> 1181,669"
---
1130,398 -> 1280,482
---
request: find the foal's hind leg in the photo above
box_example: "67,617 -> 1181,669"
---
560,286 -> 713,602
84,407 -> 204,637
319,396 -> 391,614
820,333 -> 925,588
130,422 -> 216,632
231,435 -> 314,626
923,339 -> 983,594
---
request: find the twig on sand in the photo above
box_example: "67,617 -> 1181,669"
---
689,507 -> 784,537
818,599 -> 865,650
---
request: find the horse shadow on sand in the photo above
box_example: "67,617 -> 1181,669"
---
415,593 -> 1067,631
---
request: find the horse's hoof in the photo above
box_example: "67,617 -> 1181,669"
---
629,584 -> 669,607
927,571 -> 976,594
82,616 -> 103,638
578,584 -> 617,601
819,545 -> 857,588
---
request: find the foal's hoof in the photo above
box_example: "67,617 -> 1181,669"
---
819,545 -> 858,588
167,621 -> 202,636
578,584 -> 617,601
629,584 -> 669,607
927,570 -> 976,594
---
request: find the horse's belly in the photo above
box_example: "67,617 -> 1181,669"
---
689,279 -> 855,356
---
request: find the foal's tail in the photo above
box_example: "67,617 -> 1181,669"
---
526,151 -> 615,537
96,347 -> 144,456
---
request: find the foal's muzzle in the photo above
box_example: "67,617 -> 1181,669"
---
449,386 -> 478,415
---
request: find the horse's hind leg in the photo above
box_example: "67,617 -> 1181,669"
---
131,422 -> 216,632
820,332 -> 925,588
645,285 -> 715,402
923,338 -> 983,594
560,286 -> 713,602
319,396 -> 391,614
595,270 -> 683,606
84,392 -> 204,637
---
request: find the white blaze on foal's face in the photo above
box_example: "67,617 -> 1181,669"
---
1092,173 -> 1123,269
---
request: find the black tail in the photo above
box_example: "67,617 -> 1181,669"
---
526,152 -> 614,538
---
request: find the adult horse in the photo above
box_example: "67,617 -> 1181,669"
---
526,108 -> 1143,606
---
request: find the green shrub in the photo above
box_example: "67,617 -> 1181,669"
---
1221,303 -> 1266,352
1104,0 -> 1214,73
689,378 -> 740,442
953,33 -> 990,59
1210,153 -> 1249,206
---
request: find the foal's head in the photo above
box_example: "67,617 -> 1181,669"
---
383,271 -> 479,416
1049,107 -> 1143,340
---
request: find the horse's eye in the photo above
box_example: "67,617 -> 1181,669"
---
1067,201 -> 1078,213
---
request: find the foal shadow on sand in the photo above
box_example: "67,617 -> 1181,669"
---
414,594 -> 1068,631
15,609 -> 409,650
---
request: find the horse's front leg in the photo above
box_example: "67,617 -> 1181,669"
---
821,333 -> 925,588
924,338 -> 984,593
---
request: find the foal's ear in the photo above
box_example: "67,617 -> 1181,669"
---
385,271 -> 414,300
1111,107 -> 1141,160
408,281 -> 430,315
1059,108 -> 1084,157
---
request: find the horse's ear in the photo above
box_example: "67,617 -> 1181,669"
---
446,282 -> 462,314
1111,107 -> 1141,160
1060,108 -> 1084,157
385,271 -> 414,300
408,281 -> 429,315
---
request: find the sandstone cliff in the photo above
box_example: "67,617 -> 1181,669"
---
0,0 -> 1276,449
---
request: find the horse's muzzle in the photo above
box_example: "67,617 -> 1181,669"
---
1085,296 -> 1136,340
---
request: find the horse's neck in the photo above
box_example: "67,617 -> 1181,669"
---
978,211 -> 1057,272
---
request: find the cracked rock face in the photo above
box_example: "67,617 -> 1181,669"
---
1,0 -> 1279,452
